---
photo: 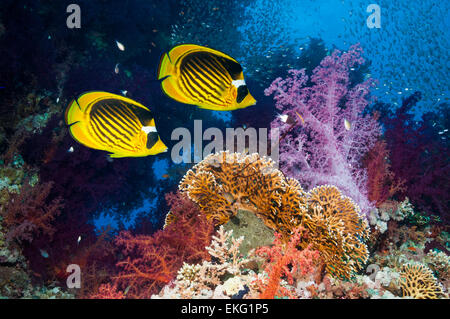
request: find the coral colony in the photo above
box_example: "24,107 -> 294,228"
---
0,0 -> 448,301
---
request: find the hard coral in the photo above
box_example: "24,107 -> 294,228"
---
153,226 -> 255,299
301,185 -> 370,279
179,151 -> 305,237
180,152 -> 370,279
266,44 -> 381,215
399,263 -> 446,299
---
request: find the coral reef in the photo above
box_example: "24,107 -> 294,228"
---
254,227 -> 319,299
180,151 -> 370,279
152,226 -> 257,299
1,181 -> 63,243
0,0 -> 447,301
101,192 -> 214,298
179,151 -> 293,227
266,44 -> 381,215
399,263 -> 446,299
300,185 -> 370,279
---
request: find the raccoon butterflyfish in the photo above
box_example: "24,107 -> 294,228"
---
157,44 -> 256,111
64,91 -> 168,158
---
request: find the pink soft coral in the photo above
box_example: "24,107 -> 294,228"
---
266,44 -> 381,215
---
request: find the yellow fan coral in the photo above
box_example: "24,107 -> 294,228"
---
300,185 -> 370,279
399,263 -> 446,299
179,151 -> 369,279
179,151 -> 299,229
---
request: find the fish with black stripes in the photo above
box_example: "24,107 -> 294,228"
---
64,91 -> 168,158
157,44 -> 256,111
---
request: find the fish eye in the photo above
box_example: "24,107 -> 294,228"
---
236,85 -> 249,103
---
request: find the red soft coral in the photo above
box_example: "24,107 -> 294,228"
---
99,192 -> 214,299
2,181 -> 63,243
364,139 -> 405,207
255,227 -> 319,299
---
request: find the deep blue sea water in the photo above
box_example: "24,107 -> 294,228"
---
83,0 -> 449,231
0,0 -> 448,232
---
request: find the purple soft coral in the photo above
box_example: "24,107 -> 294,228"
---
266,44 -> 381,215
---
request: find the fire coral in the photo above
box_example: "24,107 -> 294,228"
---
179,151 -> 370,279
179,151 -> 306,235
266,44 -> 381,215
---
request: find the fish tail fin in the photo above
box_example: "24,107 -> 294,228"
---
64,95 -> 99,150
157,52 -> 174,80
64,97 -> 84,126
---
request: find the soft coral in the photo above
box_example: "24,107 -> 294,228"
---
266,44 -> 381,215
100,192 -> 214,298
2,181 -> 63,243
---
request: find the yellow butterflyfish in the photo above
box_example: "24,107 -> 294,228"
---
157,44 -> 256,111
65,91 -> 167,158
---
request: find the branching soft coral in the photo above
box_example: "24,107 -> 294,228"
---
1,181 -> 63,243
363,140 -> 405,207
378,92 -> 449,223
107,192 -> 214,299
266,44 -> 381,215
255,227 -> 319,299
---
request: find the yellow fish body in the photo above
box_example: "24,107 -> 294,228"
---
157,44 -> 256,111
65,91 -> 167,158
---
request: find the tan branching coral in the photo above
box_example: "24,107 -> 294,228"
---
300,185 -> 370,279
179,151 -> 369,279
399,263 -> 446,299
179,151 -> 304,231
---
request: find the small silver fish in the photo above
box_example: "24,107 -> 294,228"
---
40,249 -> 49,258
68,146 -> 74,153
116,40 -> 125,51
278,114 -> 289,123
344,119 -> 351,131
121,90 -> 128,96
77,235 -> 81,245
114,63 -> 120,74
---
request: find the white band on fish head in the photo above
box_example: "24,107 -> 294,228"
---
232,79 -> 246,88
141,126 -> 157,134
